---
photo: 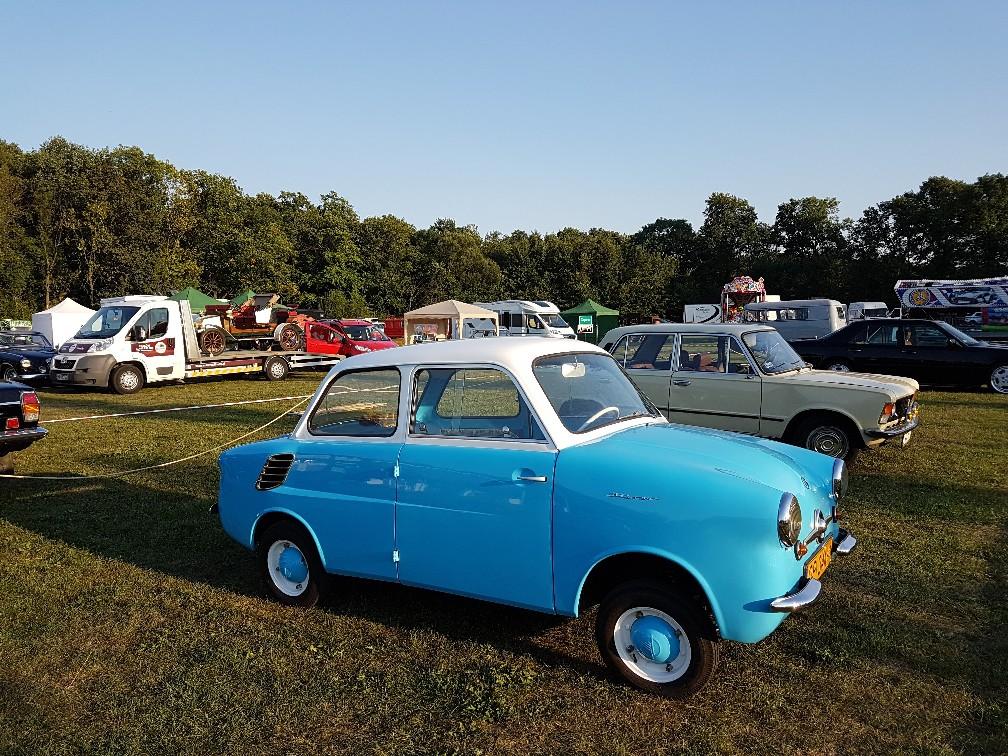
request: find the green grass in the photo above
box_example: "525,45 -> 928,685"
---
1,376 -> 1006,755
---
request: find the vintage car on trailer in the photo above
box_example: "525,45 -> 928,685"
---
0,380 -> 45,473
0,330 -> 56,384
600,323 -> 920,462
197,293 -> 310,356
216,338 -> 856,696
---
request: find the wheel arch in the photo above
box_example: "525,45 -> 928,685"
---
783,407 -> 865,449
573,549 -> 724,639
251,509 -> 328,567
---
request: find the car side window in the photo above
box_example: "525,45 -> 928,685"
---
412,367 -> 543,440
148,308 -> 170,338
862,324 -> 899,345
906,324 -> 950,347
308,369 -> 401,437
847,323 -> 868,344
679,335 -> 727,373
613,333 -> 674,371
726,338 -> 752,374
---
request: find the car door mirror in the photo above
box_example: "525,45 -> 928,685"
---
948,338 -> 960,348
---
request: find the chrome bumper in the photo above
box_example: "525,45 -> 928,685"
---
865,415 -> 919,439
770,529 -> 857,612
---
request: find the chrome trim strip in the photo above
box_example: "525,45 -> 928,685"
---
865,415 -> 920,438
770,578 -> 821,612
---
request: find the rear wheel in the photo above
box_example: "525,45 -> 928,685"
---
826,360 -> 851,372
277,324 -> 303,351
990,365 -> 1008,394
263,356 -> 289,381
257,520 -> 325,608
200,326 -> 228,356
110,364 -> 144,395
789,414 -> 860,463
595,580 -> 719,698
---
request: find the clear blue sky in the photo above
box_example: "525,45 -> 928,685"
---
5,1 -> 1006,233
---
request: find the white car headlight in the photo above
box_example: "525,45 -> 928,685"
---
20,358 -> 31,368
832,459 -> 848,501
777,493 -> 802,547
95,338 -> 113,351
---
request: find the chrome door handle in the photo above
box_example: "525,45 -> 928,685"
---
516,475 -> 548,483
673,379 -> 692,386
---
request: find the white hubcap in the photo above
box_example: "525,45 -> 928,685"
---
267,540 -> 309,596
808,426 -> 849,458
119,371 -> 139,390
829,363 -> 850,372
613,606 -> 692,683
992,366 -> 1008,393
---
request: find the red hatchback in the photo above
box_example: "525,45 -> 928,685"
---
305,319 -> 396,358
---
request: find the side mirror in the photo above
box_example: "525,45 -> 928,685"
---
948,338 -> 960,348
132,326 -> 147,341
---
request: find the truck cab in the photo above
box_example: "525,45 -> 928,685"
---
474,300 -> 575,338
52,296 -> 185,393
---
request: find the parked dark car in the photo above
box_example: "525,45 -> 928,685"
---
0,381 -> 46,473
0,330 -> 56,384
795,319 -> 1008,393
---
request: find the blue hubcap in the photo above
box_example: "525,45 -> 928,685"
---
630,615 -> 680,663
277,545 -> 308,584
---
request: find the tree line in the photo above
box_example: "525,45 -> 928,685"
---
1,136 -> 1006,320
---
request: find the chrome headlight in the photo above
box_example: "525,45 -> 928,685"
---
832,458 -> 848,501
20,358 -> 31,368
777,493 -> 802,547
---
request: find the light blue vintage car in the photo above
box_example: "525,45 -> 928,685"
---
217,338 -> 856,696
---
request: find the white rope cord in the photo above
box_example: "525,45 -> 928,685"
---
0,396 -> 310,481
45,394 -> 314,423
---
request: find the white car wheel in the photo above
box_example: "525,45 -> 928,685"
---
266,540 -> 310,597
613,606 -> 692,684
827,361 -> 851,372
991,365 -> 1008,394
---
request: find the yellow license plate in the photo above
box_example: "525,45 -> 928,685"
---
804,536 -> 833,581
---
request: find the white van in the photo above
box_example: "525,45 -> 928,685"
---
744,299 -> 847,341
848,301 -> 890,320
51,295 -> 338,394
474,300 -> 575,338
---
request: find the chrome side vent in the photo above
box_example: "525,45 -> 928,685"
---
256,453 -> 295,491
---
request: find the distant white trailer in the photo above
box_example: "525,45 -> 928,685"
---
683,304 -> 721,323
848,301 -> 889,320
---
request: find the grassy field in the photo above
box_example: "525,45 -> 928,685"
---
1,375 -> 1006,755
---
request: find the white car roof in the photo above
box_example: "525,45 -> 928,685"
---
336,336 -> 605,370
601,322 -> 777,341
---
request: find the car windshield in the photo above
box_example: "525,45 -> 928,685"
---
742,330 -> 807,374
0,331 -> 52,349
74,306 -> 139,339
533,353 -> 658,433
545,314 -> 568,329
343,325 -> 389,341
941,322 -> 980,346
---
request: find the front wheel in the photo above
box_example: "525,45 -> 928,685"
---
595,580 -> 719,698
200,326 -> 228,356
990,365 -> 1008,394
110,364 -> 144,395
1,364 -> 16,382
789,416 -> 860,463
257,521 -> 325,608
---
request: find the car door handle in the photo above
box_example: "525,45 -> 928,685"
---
514,473 -> 548,483
673,379 -> 692,386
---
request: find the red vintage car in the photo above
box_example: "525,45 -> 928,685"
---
305,319 -> 397,358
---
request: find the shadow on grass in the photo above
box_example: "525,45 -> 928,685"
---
0,475 -> 607,684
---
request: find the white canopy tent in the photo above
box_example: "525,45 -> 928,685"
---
32,298 -> 96,347
403,300 -> 499,344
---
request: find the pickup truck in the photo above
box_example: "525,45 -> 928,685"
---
0,381 -> 45,473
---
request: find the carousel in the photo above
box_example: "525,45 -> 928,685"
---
721,276 -> 766,323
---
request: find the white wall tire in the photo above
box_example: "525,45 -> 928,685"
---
991,365 -> 1008,394
596,580 -> 719,698
257,520 -> 324,608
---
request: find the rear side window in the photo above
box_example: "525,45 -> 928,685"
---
412,367 -> 542,440
611,333 -> 675,370
857,324 -> 899,345
308,369 -> 400,437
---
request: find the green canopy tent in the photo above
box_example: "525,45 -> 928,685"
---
230,289 -> 256,307
168,287 -> 220,314
560,299 -> 620,344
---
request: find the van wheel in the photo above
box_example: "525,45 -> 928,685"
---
110,364 -> 145,395
257,520 -> 325,608
788,415 -> 859,463
596,580 -> 719,698
264,356 -> 289,381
